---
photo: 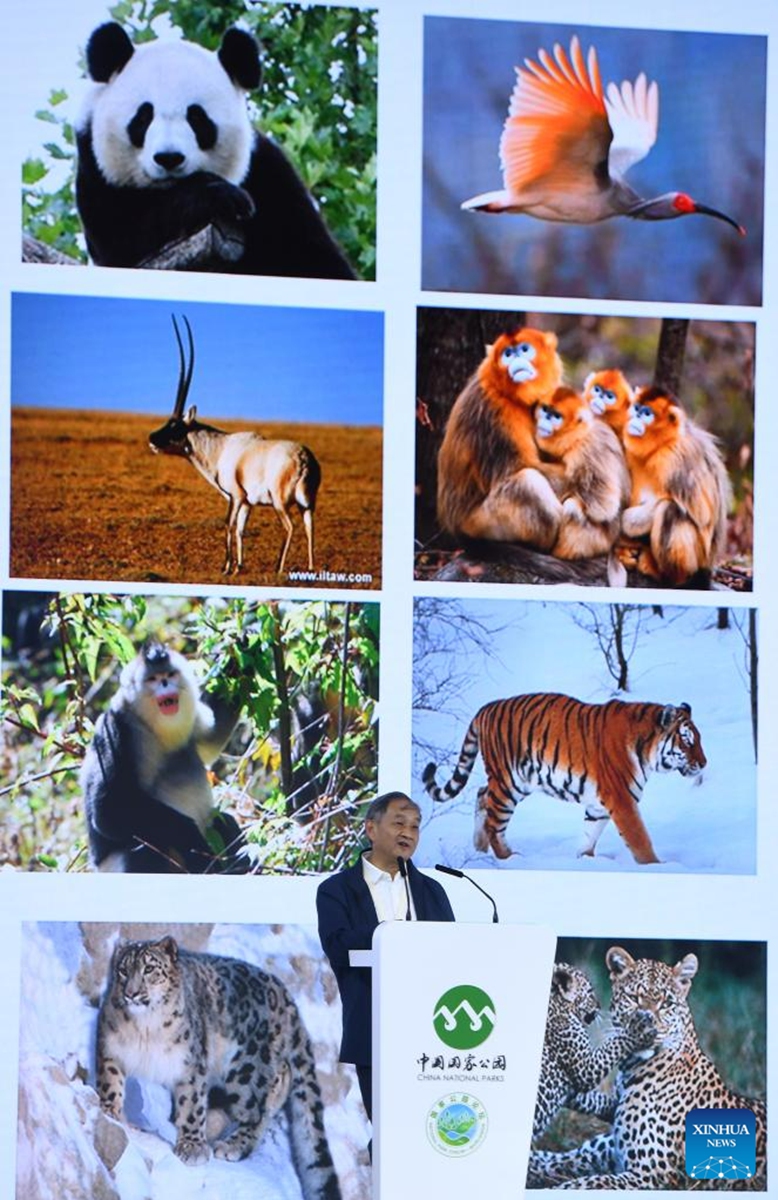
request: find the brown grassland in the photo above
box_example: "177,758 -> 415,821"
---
11,409 -> 382,588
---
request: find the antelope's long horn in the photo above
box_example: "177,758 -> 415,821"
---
171,314 -> 195,417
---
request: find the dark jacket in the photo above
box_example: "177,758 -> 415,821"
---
316,857 -> 455,1064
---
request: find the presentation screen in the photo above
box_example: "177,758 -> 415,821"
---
1,1 -> 773,1196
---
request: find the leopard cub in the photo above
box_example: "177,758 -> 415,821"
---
97,935 -> 341,1199
533,962 -> 656,1139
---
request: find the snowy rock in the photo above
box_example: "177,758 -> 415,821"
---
17,1053 -> 132,1200
93,1111 -> 131,1172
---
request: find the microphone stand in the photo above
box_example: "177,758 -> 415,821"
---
396,856 -> 412,920
435,863 -> 499,922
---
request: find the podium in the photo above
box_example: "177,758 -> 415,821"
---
351,921 -> 555,1198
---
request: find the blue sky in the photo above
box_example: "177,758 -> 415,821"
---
12,293 -> 384,425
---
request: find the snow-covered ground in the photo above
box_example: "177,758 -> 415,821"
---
412,601 -> 756,875
18,922 -> 371,1200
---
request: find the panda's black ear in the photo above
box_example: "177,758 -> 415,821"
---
218,28 -> 262,91
87,22 -> 135,82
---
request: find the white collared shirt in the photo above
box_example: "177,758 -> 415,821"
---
363,854 -> 417,921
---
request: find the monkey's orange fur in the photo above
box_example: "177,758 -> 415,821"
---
584,368 -> 634,436
621,387 -> 731,585
437,327 -> 564,546
535,387 -> 629,559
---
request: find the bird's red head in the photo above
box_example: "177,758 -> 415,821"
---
672,193 -> 696,215
673,192 -> 746,235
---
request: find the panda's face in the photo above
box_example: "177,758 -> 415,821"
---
87,38 -> 253,188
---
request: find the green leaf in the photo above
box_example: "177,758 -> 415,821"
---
22,159 -> 47,185
18,703 -> 41,731
104,631 -> 138,665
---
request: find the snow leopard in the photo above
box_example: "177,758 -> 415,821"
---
96,935 -> 341,1198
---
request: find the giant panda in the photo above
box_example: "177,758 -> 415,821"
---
75,22 -> 356,279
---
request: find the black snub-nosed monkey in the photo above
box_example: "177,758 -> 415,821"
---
81,641 -> 246,873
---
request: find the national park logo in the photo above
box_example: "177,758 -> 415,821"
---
433,984 -> 496,1049
427,1092 -> 489,1157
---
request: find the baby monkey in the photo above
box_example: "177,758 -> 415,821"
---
535,387 -> 630,562
584,368 -> 635,436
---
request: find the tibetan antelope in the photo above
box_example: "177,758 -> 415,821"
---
149,316 -> 320,576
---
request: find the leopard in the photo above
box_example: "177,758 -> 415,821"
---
533,962 -> 657,1140
527,946 -> 766,1190
96,935 -> 341,1199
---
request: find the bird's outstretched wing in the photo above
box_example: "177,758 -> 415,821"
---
499,36 -> 612,199
604,73 -> 659,181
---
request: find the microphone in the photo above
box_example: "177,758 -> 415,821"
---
397,856 -> 412,920
435,863 -> 499,923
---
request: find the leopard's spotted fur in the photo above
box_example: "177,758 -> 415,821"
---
528,947 -> 766,1190
97,936 -> 341,1198
533,963 -> 656,1139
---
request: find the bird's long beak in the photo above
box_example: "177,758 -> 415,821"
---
628,193 -> 746,236
693,203 -> 746,236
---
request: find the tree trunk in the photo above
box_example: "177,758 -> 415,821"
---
269,606 -> 294,811
653,318 -> 690,395
749,608 -> 758,761
22,225 -> 246,271
612,606 -> 629,691
415,307 -> 527,547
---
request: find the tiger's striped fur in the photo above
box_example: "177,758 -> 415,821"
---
422,693 -> 705,864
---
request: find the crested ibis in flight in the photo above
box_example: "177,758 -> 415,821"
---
462,36 -> 745,235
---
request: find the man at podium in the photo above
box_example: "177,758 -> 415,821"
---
316,791 -> 455,1125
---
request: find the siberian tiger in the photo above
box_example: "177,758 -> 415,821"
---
422,693 -> 705,864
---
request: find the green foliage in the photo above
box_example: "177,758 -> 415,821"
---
1,594 -> 379,872
22,1 -> 377,277
249,3 -> 378,278
22,89 -> 85,260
